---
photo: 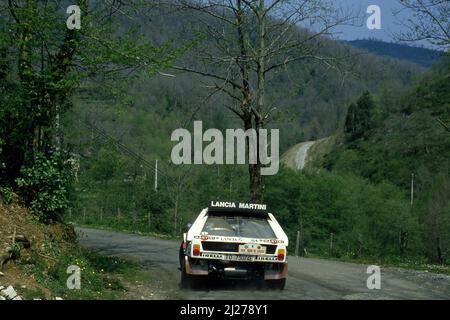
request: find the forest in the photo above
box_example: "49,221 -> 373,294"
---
0,0 -> 449,267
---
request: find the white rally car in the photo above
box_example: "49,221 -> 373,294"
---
179,201 -> 289,289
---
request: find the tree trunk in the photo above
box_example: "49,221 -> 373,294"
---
244,116 -> 262,202
174,192 -> 179,236
249,162 -> 262,202
437,237 -> 443,264
248,0 -> 266,204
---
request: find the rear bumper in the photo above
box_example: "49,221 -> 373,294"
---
184,256 -> 288,280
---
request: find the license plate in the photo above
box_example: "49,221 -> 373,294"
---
225,255 -> 255,262
238,243 -> 266,255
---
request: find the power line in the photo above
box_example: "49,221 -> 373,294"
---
81,120 -> 177,185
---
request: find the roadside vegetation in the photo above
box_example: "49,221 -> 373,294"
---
0,1 -> 449,300
0,200 -> 141,299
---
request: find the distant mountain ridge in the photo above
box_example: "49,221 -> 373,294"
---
346,39 -> 442,68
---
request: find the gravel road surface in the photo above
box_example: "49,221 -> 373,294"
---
77,227 -> 450,300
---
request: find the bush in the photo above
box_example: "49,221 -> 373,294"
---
0,186 -> 14,204
16,153 -> 75,222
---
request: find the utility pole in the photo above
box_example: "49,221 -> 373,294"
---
154,160 -> 158,192
295,231 -> 300,257
410,173 -> 414,206
330,232 -> 334,252
148,212 -> 151,229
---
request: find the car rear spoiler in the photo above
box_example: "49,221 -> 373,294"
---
207,206 -> 269,218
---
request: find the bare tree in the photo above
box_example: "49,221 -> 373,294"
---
394,0 -> 450,50
165,165 -> 193,235
163,0 -> 357,202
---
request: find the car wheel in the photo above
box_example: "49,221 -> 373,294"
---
180,257 -> 199,289
266,278 -> 286,290
181,267 -> 193,289
179,244 -> 185,270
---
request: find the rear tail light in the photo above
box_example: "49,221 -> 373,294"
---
193,244 -> 201,256
277,248 -> 285,261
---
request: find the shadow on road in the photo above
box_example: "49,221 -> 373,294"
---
180,278 -> 282,292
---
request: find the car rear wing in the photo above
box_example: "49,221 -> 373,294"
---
208,201 -> 269,218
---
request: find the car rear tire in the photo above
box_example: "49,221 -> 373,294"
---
266,278 -> 286,290
181,267 -> 194,289
180,257 -> 200,289
179,243 -> 185,270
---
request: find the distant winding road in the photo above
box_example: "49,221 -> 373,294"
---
77,227 -> 450,300
296,141 -> 316,170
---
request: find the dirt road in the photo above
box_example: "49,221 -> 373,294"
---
76,227 -> 450,300
296,141 -> 315,170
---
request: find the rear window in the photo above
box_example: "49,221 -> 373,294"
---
202,215 -> 276,239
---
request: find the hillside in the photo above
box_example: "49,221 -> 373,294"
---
324,58 -> 450,189
347,39 -> 442,68
0,201 -> 52,299
0,197 -> 142,299
65,9 -> 425,155
61,7 -> 427,234
61,5 -> 433,239
320,57 -> 450,263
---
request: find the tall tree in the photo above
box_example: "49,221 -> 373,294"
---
344,91 -> 376,141
0,0 -> 183,185
165,0 -> 356,202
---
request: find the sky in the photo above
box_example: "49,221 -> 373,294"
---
331,0 -> 417,44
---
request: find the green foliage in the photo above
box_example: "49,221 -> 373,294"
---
324,57 -> 450,263
18,245 -> 136,299
265,167 -> 420,260
417,174 -> 450,263
0,0 -> 184,201
0,186 -> 14,204
16,153 -> 75,222
90,148 -> 123,184
10,243 -> 22,260
328,59 -> 450,188
344,91 -> 377,141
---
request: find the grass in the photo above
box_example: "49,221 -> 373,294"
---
18,244 -> 140,299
